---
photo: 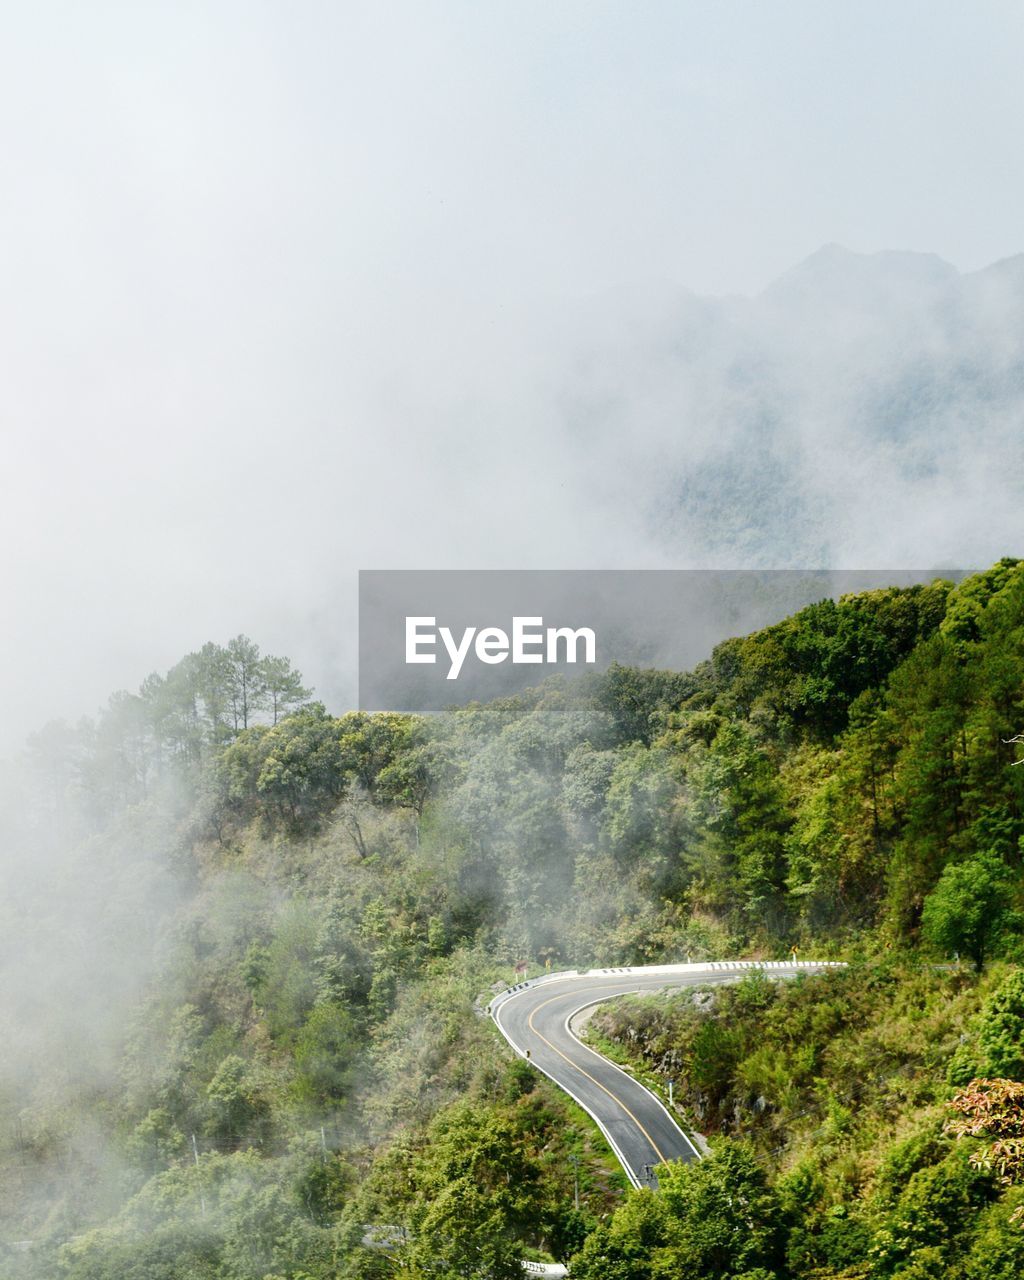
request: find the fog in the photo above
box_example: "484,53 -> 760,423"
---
3,8 -> 1024,1259
1,2 -> 1023,751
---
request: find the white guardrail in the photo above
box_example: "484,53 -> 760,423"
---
493,959 -> 843,1275
487,958 -> 844,1017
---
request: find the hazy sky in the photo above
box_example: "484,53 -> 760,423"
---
2,2 -> 1024,748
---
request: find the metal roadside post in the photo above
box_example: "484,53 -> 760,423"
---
568,1153 -> 580,1211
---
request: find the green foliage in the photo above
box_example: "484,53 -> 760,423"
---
596,663 -> 697,746
257,902 -> 320,1039
703,579 -> 951,739
125,1108 -> 185,1175
404,1103 -> 542,1278
13,563 -> 1024,1279
589,962 -> 984,1156
690,720 -> 792,918
960,1188 -> 1024,1280
217,705 -> 347,832
921,851 -> 1016,969
602,743 -> 686,883
292,1003 -> 357,1106
570,1145 -> 784,1280
56,1150 -> 342,1280
950,970 -> 1024,1085
568,1189 -> 682,1280
940,558 -> 1022,648
869,1145 -> 995,1276
657,1142 -> 785,1278
205,1056 -> 269,1145
25,637 -> 315,831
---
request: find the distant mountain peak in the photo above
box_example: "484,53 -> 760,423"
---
762,244 -> 959,308
967,251 -> 1024,283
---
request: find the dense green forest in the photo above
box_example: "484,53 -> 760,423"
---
3,559 -> 1024,1278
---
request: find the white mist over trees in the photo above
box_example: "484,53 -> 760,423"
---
5,244 -> 1024,751
4,4 -> 1024,750
5,566 -> 1024,1277
24,637 -> 311,815
2,5 -> 1024,1273
0,635 -> 311,1223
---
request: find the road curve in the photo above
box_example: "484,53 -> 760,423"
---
490,961 -> 839,1189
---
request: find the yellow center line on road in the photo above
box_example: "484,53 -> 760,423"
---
526,988 -> 671,1167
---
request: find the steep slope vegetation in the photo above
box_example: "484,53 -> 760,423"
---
3,560 -> 1024,1277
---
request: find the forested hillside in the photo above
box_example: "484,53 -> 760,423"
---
3,559 -> 1024,1278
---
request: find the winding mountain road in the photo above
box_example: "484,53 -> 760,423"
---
490,961 -> 838,1189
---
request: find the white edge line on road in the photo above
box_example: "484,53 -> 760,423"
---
559,991 -> 703,1163
489,962 -> 844,1187
493,995 -> 645,1189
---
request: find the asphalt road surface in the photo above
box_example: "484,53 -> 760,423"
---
490,961 -> 835,1189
